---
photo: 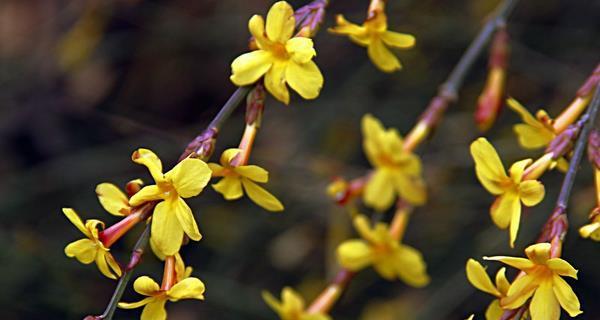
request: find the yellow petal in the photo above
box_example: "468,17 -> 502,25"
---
151,200 -> 184,256
367,39 -> 401,72
129,185 -> 162,206
470,138 -> 509,195
286,37 -> 316,64
509,199 -> 521,248
213,176 -> 244,200
172,197 -> 202,241
133,276 -> 160,296
508,159 -> 531,183
168,277 -> 205,301
529,281 -> 560,320
285,60 -> 323,100
466,259 -> 501,297
362,114 -> 386,165
221,148 -> 243,165
579,221 -> 600,239
95,250 -> 118,280
165,157 -> 212,198
96,183 -> 130,216
132,148 -> 164,183
363,169 -> 395,211
392,171 -> 426,205
105,251 -> 123,278
262,290 -> 283,315
265,1 -> 295,43
234,165 -> 269,182
65,238 -> 97,264
63,208 -> 91,238
546,258 -> 578,279
525,243 -> 551,265
483,256 -> 534,271
336,239 -> 373,271
485,299 -> 504,320
495,267 -> 510,296
302,314 -> 332,320
352,214 -> 379,244
230,50 -> 273,86
501,274 -> 537,309
118,297 -> 154,309
380,31 -> 415,48
507,98 -> 540,127
264,61 -> 289,104
490,192 -> 519,230
513,124 -> 554,149
241,179 -> 284,212
552,274 -> 582,317
248,15 -> 270,49
329,15 -> 366,38
393,245 -> 430,287
150,236 -> 166,261
518,180 -> 544,206
141,299 -> 167,320
281,287 -> 305,312
208,163 -> 226,176
373,256 -> 397,280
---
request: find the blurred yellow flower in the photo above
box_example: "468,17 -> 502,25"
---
129,148 -> 212,256
337,214 -> 429,286
579,212 -> 600,241
230,1 -> 323,104
262,287 -> 331,320
466,259 -> 511,320
507,98 -> 556,149
63,208 -> 122,279
118,273 -> 205,320
470,138 -> 545,247
361,114 -> 426,211
209,148 -> 284,212
96,182 -> 132,216
329,13 -> 415,72
484,243 -> 582,320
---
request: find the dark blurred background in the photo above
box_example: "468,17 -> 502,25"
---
0,0 -> 598,319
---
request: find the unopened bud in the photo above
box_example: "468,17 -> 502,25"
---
588,129 -> 600,169
474,28 -> 509,132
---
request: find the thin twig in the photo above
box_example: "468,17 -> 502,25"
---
85,222 -> 152,320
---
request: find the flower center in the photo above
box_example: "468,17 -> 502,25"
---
271,43 -> 289,60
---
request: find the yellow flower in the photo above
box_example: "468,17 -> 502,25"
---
209,148 -> 284,212
484,243 -> 582,320
118,273 -> 205,320
230,1 -> 324,105
329,13 -> 415,72
337,214 -> 429,286
63,208 -> 122,279
466,259 -> 511,320
96,182 -> 132,216
262,287 -> 331,320
470,138 -> 545,247
579,210 -> 600,241
129,148 -> 212,256
361,114 -> 426,211
507,98 -> 556,149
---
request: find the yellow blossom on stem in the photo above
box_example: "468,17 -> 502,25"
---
118,273 -> 205,320
361,114 -> 426,211
466,259 -> 511,320
63,208 -> 122,279
209,148 -> 284,212
484,243 -> 582,320
336,214 -> 429,286
230,1 -> 324,105
470,138 -> 545,247
579,211 -> 600,241
329,12 -> 415,72
263,287 -> 331,320
507,98 -> 556,149
129,148 -> 212,256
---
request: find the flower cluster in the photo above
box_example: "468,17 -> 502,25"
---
467,243 -> 582,320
